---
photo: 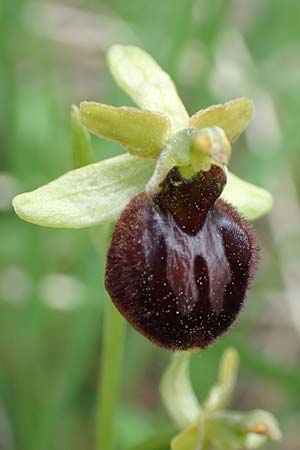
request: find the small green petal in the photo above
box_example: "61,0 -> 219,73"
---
221,172 -> 273,221
107,45 -> 189,133
71,105 -> 94,168
80,101 -> 171,159
204,348 -> 239,412
160,352 -> 201,430
13,154 -> 155,228
189,98 -> 254,143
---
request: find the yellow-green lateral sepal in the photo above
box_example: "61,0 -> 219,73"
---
107,45 -> 189,133
13,154 -> 155,228
80,101 -> 171,159
221,172 -> 273,221
189,98 -> 254,143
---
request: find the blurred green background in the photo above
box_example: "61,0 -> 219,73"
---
1,0 -> 300,449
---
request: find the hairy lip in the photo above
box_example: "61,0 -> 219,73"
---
105,165 -> 257,350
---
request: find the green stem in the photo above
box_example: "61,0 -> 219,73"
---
72,104 -> 125,450
96,297 -> 125,450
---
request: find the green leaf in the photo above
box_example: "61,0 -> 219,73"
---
221,172 -> 273,221
13,154 -> 155,228
160,352 -> 201,430
204,348 -> 239,412
189,98 -> 254,143
107,45 -> 189,133
80,101 -> 171,159
71,105 -> 94,168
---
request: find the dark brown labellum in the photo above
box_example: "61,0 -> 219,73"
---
105,165 -> 257,350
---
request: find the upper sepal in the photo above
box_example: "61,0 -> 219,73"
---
107,45 -> 189,133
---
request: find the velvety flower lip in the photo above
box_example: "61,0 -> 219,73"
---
105,165 -> 257,350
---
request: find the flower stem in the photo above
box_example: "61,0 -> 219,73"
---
95,297 -> 125,450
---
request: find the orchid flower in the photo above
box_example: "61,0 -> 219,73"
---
13,45 -> 273,350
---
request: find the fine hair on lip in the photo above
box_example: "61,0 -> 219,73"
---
105,165 -> 257,350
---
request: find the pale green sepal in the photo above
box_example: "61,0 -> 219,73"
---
107,45 -> 189,133
160,352 -> 201,430
71,105 -> 94,168
221,172 -> 273,221
13,154 -> 155,228
204,348 -> 239,412
189,98 -> 254,143
80,101 -> 171,159
171,423 -> 203,450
